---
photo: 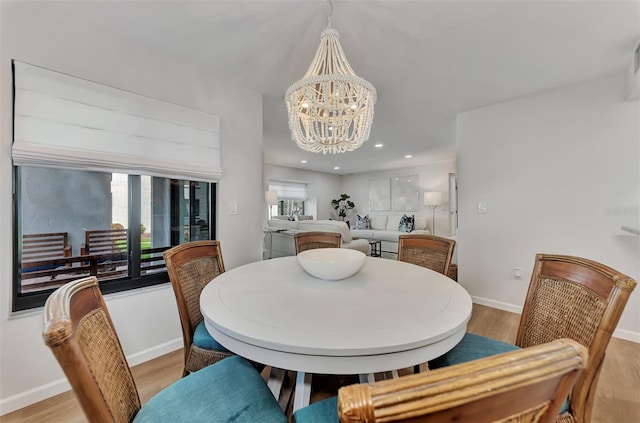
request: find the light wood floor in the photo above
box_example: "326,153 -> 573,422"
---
2,304 -> 639,422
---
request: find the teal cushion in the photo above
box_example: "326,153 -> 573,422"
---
193,321 -> 229,352
430,333 -> 569,414
133,355 -> 286,422
294,396 -> 338,423
429,332 -> 520,369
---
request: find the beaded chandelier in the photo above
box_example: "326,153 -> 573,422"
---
285,0 -> 377,154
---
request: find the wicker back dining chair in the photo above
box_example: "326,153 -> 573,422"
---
397,234 -> 456,276
431,254 -> 637,423
294,339 -> 588,423
163,240 -> 232,376
294,231 -> 341,254
42,276 -> 287,423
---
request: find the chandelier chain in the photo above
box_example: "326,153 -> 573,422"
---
327,0 -> 333,29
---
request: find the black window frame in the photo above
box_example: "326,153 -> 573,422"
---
11,169 -> 217,312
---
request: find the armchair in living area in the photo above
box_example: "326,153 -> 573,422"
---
265,219 -> 371,257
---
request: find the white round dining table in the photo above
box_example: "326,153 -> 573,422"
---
200,256 -> 472,410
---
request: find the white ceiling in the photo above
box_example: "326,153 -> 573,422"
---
14,0 -> 640,175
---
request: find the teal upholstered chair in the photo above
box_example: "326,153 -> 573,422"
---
430,254 -> 636,423
163,240 -> 233,376
295,339 -> 587,423
43,276 -> 287,423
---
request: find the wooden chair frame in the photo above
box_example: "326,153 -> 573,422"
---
43,276 -> 142,422
516,254 -> 636,423
294,231 -> 342,254
338,339 -> 588,423
163,240 -> 232,376
397,234 -> 456,276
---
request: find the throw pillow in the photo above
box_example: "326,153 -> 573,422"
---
413,216 -> 428,230
355,214 -> 371,230
398,214 -> 415,232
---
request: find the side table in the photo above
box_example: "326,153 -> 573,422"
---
263,228 -> 285,259
368,239 -> 381,257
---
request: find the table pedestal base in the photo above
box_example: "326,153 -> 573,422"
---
294,372 -> 313,412
267,367 -> 286,399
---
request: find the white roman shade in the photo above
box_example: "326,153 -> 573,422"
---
12,61 -> 221,182
268,181 -> 308,201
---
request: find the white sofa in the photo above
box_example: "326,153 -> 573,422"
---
265,219 -> 371,258
350,215 -> 431,255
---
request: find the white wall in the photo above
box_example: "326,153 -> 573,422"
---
0,3 -> 264,414
341,162 -> 457,236
263,164 -> 343,221
457,71 -> 640,341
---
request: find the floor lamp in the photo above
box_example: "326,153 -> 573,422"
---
424,192 -> 442,235
265,190 -> 278,220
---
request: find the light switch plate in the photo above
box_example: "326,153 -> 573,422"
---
229,201 -> 238,215
478,201 -> 487,214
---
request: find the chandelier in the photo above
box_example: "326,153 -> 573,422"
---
285,0 -> 377,154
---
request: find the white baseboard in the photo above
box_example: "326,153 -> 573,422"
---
126,338 -> 182,368
612,328 -> 640,343
0,338 -> 182,416
471,296 -> 639,344
471,295 -> 522,315
0,378 -> 72,418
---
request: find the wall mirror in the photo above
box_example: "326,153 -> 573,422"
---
368,178 -> 391,211
392,175 -> 420,211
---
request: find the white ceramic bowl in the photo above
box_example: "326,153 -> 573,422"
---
297,248 -> 366,281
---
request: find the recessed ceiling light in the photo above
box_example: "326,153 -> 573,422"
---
300,160 -> 307,164
334,166 -> 340,170
405,154 -> 413,158
374,143 -> 383,148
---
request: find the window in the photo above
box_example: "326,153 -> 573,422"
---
11,61 -> 222,311
268,180 -> 308,219
13,166 -> 216,311
278,200 -> 305,217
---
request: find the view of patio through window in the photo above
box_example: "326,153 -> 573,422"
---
14,166 -> 215,311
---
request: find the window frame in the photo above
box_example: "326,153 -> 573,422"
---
277,200 -> 305,217
11,168 -> 217,312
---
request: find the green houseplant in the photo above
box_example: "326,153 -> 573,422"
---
331,194 -> 355,221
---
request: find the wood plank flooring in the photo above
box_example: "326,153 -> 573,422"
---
2,304 -> 638,422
